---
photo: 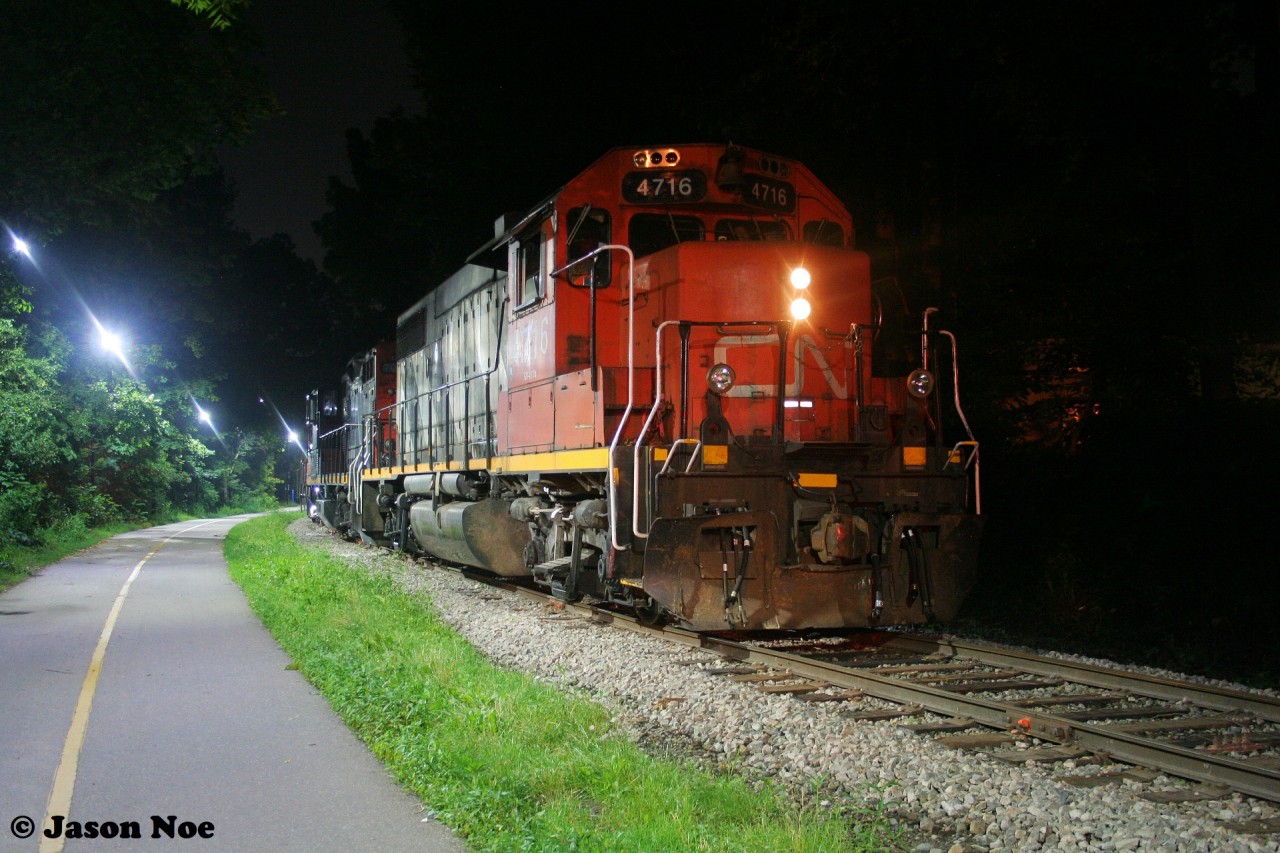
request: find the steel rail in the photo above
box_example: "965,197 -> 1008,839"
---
729,637 -> 1280,803
438,566 -> 1280,803
881,634 -> 1280,723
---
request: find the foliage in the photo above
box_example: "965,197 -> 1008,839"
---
227,513 -> 888,852
0,0 -> 275,236
0,313 -> 290,550
0,1 -> 302,557
167,0 -> 248,30
0,517 -> 134,593
315,115 -> 450,327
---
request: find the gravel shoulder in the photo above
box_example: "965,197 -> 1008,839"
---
289,518 -> 1279,853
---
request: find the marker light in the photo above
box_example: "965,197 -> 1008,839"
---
790,267 -> 811,289
790,297 -> 811,320
907,369 -> 935,399
707,363 -> 736,395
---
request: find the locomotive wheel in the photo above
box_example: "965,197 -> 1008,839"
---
635,596 -> 666,626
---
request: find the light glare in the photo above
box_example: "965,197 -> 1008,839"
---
12,236 -> 31,258
100,329 -> 125,358
790,267 -> 811,289
790,297 -> 811,320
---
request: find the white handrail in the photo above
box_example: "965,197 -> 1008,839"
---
938,329 -> 980,515
576,245 -> 634,553
655,438 -> 703,478
632,320 -> 684,540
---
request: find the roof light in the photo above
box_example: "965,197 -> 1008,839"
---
632,148 -> 681,169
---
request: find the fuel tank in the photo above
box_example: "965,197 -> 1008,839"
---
408,498 -> 530,577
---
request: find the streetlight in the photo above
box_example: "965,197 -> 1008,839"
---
5,227 -> 40,273
99,328 -> 125,360
90,317 -> 133,375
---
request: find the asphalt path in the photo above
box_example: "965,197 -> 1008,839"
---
0,515 -> 463,852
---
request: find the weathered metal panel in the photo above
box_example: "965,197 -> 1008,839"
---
505,380 -> 554,452
508,305 -> 555,389
553,369 -> 597,450
394,264 -> 505,468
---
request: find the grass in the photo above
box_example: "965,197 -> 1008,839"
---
225,513 -> 896,852
0,497 -> 293,594
0,516 -> 134,592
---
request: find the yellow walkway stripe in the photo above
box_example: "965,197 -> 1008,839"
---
40,520 -> 219,853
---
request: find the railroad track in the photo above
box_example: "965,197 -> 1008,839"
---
536,604 -> 1280,807
449,564 -> 1280,808
727,631 -> 1280,807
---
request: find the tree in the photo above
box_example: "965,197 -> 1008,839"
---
168,0 -> 249,30
0,0 -> 301,543
0,0 -> 275,236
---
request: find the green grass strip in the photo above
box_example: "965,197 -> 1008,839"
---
226,513 -> 892,851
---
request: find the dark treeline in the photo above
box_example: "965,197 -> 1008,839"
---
0,0 -> 325,559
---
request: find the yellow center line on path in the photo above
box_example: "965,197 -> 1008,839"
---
39,520 -> 220,853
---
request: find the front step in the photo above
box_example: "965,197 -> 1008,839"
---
532,556 -> 580,602
533,556 -> 574,575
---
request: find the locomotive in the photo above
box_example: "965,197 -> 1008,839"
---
305,143 -> 982,630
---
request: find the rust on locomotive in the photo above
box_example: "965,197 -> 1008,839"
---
303,143 -> 983,630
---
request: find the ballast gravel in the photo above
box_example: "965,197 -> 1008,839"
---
290,519 -> 1279,852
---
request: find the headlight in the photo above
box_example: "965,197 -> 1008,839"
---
790,297 -> 811,320
707,363 -> 736,395
907,369 -> 934,399
790,267 -> 811,289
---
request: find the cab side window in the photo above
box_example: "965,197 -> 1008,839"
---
566,206 -> 611,286
515,229 -> 544,310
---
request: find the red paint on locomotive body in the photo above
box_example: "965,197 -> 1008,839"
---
307,144 -> 984,630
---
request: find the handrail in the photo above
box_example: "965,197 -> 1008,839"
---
370,295 -> 507,473
348,428 -> 369,519
943,439 -> 981,515
937,329 -> 980,515
551,244 -> 635,552
317,422 -> 358,442
655,438 -> 703,477
633,319 -> 784,541
632,320 -> 682,540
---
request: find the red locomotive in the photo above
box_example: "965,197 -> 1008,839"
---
306,143 -> 982,630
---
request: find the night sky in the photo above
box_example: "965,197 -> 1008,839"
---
218,0 -> 418,265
